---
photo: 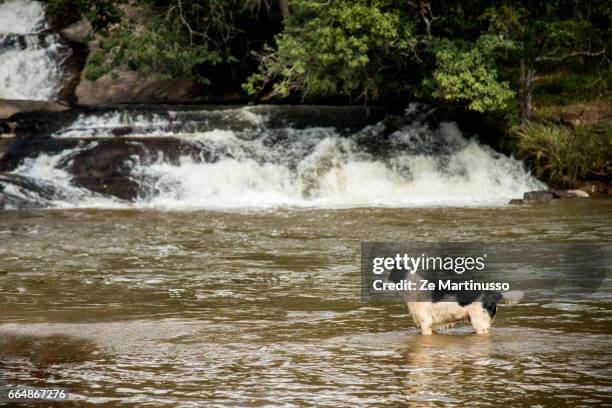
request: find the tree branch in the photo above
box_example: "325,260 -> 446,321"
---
535,48 -> 606,62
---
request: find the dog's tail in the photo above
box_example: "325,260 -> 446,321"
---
500,291 -> 524,304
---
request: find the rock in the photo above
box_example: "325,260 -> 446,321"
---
75,69 -> 201,105
0,173 -> 55,209
67,138 -> 203,200
574,181 -> 612,196
0,139 -> 13,163
0,138 -> 80,172
68,139 -> 146,200
59,19 -> 92,42
552,189 -> 590,199
0,101 -> 76,139
0,121 -> 13,135
509,199 -> 525,205
71,176 -> 139,201
523,190 -> 554,201
55,39 -> 89,104
0,100 -> 70,120
0,108 -> 78,139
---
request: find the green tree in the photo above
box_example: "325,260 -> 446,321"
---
244,0 -> 417,104
47,0 -> 282,85
423,35 -> 515,112
483,0 -> 611,118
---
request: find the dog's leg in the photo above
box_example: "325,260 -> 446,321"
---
418,315 -> 434,335
420,324 -> 434,335
469,308 -> 491,334
407,302 -> 435,335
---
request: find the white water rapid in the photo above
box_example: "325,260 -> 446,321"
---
0,0 -> 68,100
2,105 -> 545,210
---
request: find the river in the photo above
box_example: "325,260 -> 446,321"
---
1,200 -> 611,406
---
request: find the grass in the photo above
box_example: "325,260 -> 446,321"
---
511,120 -> 612,188
510,67 -> 612,189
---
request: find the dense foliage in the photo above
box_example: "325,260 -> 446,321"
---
46,0 -> 281,84
243,0 -> 417,104
45,0 -> 610,115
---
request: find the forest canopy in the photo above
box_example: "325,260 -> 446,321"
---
46,0 -> 610,117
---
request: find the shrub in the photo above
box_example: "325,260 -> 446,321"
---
512,121 -> 612,187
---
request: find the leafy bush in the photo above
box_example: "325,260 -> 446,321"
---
244,0 -> 417,103
84,22 -> 223,83
45,0 -> 121,31
423,36 -> 515,112
48,0 -> 273,85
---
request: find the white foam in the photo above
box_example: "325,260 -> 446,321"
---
9,145 -> 124,209
130,123 -> 543,209
7,109 -> 545,210
0,0 -> 47,34
53,107 -> 267,138
0,0 -> 68,100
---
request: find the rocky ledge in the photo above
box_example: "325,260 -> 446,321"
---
0,135 -> 213,208
509,189 -> 591,204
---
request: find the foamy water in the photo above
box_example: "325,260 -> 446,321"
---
5,106 -> 545,210
0,0 -> 68,100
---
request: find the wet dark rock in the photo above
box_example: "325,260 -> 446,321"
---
0,173 -> 55,209
509,199 -> 524,205
71,176 -> 139,201
0,104 -> 79,138
524,190 -> 554,201
56,38 -> 88,104
67,138 -> 204,200
0,132 -> 214,205
0,137 -> 78,171
75,69 -> 202,105
0,122 -> 12,134
111,127 -> 134,137
0,100 -> 70,120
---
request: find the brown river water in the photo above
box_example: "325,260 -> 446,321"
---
1,200 -> 611,406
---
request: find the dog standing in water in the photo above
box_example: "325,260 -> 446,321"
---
389,269 -> 524,334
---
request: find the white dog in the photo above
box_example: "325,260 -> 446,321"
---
390,270 -> 524,334
404,291 -> 523,334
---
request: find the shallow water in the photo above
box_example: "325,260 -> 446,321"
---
1,200 -> 611,406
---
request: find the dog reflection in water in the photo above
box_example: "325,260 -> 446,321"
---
400,333 -> 496,403
389,269 -> 524,334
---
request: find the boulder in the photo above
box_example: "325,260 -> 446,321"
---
0,100 -> 69,120
67,138 -> 203,200
75,69 -> 201,105
59,19 -> 92,42
0,173 -> 54,209
574,181 -> 612,196
552,189 -> 590,199
508,199 -> 525,205
523,190 -> 554,201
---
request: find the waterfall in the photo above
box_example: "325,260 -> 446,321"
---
0,105 -> 545,210
0,0 -> 69,100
